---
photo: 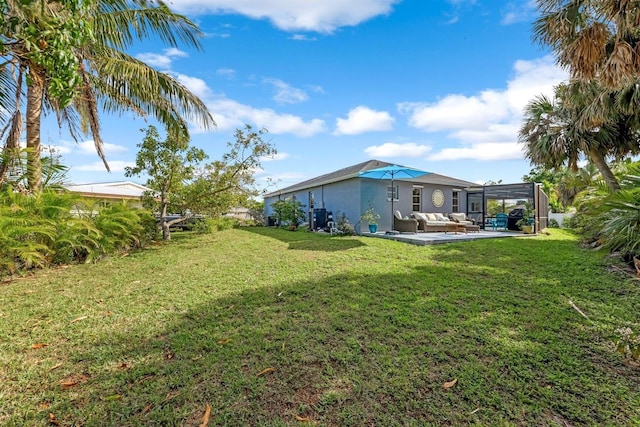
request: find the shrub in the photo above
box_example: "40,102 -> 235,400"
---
336,212 -> 356,236
271,199 -> 306,230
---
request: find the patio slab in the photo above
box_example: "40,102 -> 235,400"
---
361,229 -> 535,246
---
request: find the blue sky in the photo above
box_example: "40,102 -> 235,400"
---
49,0 -> 568,191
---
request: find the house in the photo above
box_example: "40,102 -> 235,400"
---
64,181 -> 153,209
263,160 -> 477,232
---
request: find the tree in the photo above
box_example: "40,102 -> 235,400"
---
125,125 -> 207,240
0,0 -> 215,192
185,125 -> 277,217
534,0 -> 640,88
126,125 -> 276,240
519,82 -> 631,191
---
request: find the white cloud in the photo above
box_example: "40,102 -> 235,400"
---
165,72 -> 326,137
334,106 -> 395,135
173,73 -> 213,99
399,56 -> 568,161
261,152 -> 290,162
501,1 -> 537,25
74,160 -> 135,172
428,142 -> 524,161
54,140 -> 128,156
290,34 -> 317,41
170,0 -> 400,33
364,142 -> 432,158
206,97 -> 326,137
135,48 -> 188,69
216,68 -> 237,78
264,78 -> 309,104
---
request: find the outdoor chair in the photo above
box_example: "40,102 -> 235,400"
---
449,212 -> 476,226
492,213 -> 508,230
393,211 -> 418,233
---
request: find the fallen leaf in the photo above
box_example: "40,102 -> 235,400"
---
142,403 -> 154,414
117,362 -> 129,370
32,343 -> 48,349
469,407 -> 480,415
70,316 -> 88,324
48,412 -> 60,426
443,378 -> 457,389
39,402 -> 51,410
60,380 -> 79,388
104,394 -> 121,401
217,338 -> 232,344
277,291 -> 283,297
256,367 -> 276,376
60,374 -> 88,388
200,403 -> 211,427
48,363 -> 63,372
295,414 -> 310,422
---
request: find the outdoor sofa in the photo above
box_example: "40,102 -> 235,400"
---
411,212 -> 457,232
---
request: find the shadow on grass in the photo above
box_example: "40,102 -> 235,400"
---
239,226 -> 366,251
27,237 -> 640,427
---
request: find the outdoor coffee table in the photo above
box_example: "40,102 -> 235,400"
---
465,224 -> 480,233
446,223 -> 467,234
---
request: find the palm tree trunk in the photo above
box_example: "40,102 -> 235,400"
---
587,148 -> 620,191
26,75 -> 44,192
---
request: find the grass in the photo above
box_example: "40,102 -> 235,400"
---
1,228 -> 639,426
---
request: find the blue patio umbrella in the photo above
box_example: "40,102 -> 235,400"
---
359,165 -> 429,226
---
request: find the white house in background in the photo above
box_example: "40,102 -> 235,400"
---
64,181 -> 153,208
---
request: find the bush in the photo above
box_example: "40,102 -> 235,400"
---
271,199 -> 306,230
336,212 -> 356,236
548,218 -> 560,228
0,188 -> 155,276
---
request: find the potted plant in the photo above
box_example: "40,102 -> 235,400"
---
516,201 -> 535,234
360,206 -> 381,233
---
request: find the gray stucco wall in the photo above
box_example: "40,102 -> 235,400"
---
264,179 -> 363,229
264,179 -> 468,232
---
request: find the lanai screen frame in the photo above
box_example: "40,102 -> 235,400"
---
465,183 -> 548,232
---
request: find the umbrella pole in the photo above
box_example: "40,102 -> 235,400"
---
390,176 -> 394,231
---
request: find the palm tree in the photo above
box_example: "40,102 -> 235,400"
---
0,0 -> 215,191
519,82 -> 624,191
556,161 -> 602,207
534,0 -> 640,88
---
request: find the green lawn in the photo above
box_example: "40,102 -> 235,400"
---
1,228 -> 639,426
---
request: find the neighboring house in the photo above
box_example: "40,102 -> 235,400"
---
263,159 -> 477,232
224,207 -> 252,220
64,181 -> 153,209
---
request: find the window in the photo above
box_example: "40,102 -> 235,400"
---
386,185 -> 398,201
412,187 -> 422,212
468,193 -> 483,213
452,191 -> 459,213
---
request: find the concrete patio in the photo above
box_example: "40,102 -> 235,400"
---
361,229 -> 536,246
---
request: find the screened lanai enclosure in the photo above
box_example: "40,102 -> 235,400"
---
465,183 -> 549,232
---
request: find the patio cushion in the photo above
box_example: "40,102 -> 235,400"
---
434,213 -> 449,222
449,213 -> 465,222
394,210 -> 403,220
425,213 -> 437,221
413,212 -> 428,222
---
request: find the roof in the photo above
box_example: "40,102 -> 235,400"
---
263,160 -> 476,198
65,181 -> 153,199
